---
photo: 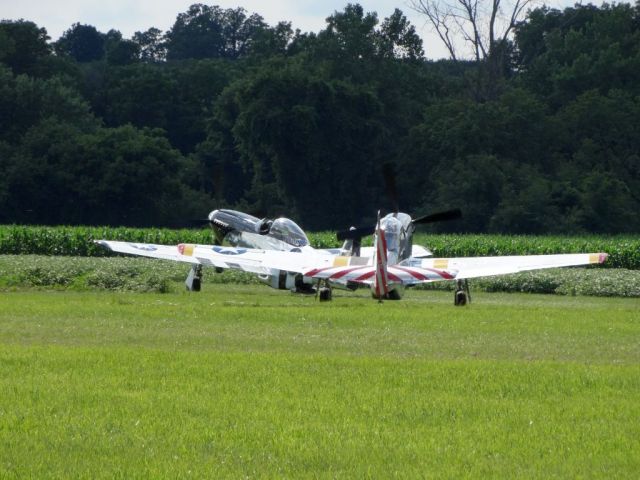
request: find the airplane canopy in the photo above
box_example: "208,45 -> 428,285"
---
269,218 -> 309,247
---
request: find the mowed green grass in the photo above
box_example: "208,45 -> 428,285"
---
1,286 -> 639,478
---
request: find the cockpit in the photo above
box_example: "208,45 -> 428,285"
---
380,212 -> 413,264
267,218 -> 309,247
381,216 -> 401,264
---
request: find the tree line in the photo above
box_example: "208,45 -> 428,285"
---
1,2 -> 639,233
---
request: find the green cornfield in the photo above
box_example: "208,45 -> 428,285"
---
0,225 -> 638,269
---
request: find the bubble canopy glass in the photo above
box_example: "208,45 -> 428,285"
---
269,218 -> 309,247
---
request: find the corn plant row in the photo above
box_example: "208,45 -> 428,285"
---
413,234 -> 640,269
0,225 -> 638,269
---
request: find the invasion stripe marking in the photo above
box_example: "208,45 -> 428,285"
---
304,267 -> 334,277
421,267 -> 455,280
355,271 -> 376,282
393,266 -> 430,281
394,265 -> 454,281
386,271 -> 401,282
329,266 -> 370,279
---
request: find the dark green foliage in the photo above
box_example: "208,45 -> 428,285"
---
0,3 -> 639,233
0,20 -> 50,76
0,225 -> 213,256
0,255 -> 176,292
91,60 -> 235,153
515,3 -> 640,104
105,37 -> 140,66
0,225 -> 638,270
0,65 -> 96,143
164,4 -> 269,60
94,64 -> 178,131
413,233 -> 640,269
2,121 -> 207,226
220,61 -> 387,228
378,9 -> 424,60
54,23 -> 106,63
131,28 -> 166,62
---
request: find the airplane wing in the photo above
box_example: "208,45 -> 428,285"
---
96,240 -> 607,288
96,241 -> 202,265
303,253 -> 608,287
95,240 -> 364,277
400,253 -> 608,282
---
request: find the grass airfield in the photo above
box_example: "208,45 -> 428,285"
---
1,285 -> 639,478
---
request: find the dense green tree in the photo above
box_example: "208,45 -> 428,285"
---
165,4 -> 268,60
320,3 -> 379,60
96,63 -> 176,131
515,3 -> 640,105
0,2 -> 638,232
167,59 -> 238,152
0,65 -> 96,144
132,27 -> 166,62
195,5 -> 430,227
105,30 -> 140,66
203,58 -> 388,228
377,9 -> 424,60
54,23 -> 105,62
88,59 -> 236,153
0,28 -> 11,63
577,172 -> 638,233
402,88 -> 549,184
2,120 -> 206,226
305,4 -> 425,83
248,21 -> 295,58
193,81 -> 252,205
0,20 -> 50,75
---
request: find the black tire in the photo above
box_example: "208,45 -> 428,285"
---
319,287 -> 332,301
387,289 -> 402,300
454,290 -> 467,306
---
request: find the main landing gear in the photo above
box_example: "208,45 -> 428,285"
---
185,264 -> 203,291
454,279 -> 471,306
316,279 -> 333,301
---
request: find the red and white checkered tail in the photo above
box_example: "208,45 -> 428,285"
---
372,211 -> 390,299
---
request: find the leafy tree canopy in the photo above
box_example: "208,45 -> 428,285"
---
0,3 -> 639,232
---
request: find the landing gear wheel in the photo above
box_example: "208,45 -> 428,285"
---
185,264 -> 203,292
454,289 -> 467,306
454,279 -> 470,306
319,287 -> 332,302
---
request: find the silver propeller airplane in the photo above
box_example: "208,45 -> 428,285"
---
97,209 -> 608,305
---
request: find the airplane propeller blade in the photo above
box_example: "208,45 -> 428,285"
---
382,163 -> 400,214
337,209 -> 462,241
193,218 -> 213,226
412,208 -> 462,225
337,163 -> 461,242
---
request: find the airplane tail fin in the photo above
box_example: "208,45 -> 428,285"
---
373,211 -> 390,299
